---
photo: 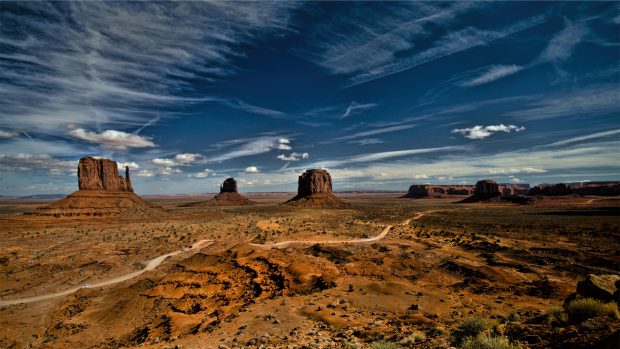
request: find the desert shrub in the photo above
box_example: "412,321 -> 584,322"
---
460,333 -> 523,349
399,330 -> 426,345
428,326 -> 445,336
454,317 -> 492,344
566,298 -> 619,323
546,306 -> 566,324
506,310 -> 520,322
371,341 -> 400,349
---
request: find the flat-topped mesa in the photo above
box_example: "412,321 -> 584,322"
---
403,184 -> 474,198
220,178 -> 238,193
284,169 -> 348,207
26,156 -> 162,217
297,169 -> 332,197
78,157 -> 133,192
475,179 -> 499,197
528,183 -> 572,196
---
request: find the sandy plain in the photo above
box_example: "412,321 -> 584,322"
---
0,193 -> 618,348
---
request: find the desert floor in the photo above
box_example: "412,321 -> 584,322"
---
0,193 -> 618,348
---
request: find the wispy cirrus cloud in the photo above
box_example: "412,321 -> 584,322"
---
538,21 -> 589,63
209,135 -> 296,162
545,129 -> 620,147
451,124 -> 526,140
0,2 -> 296,133
341,102 -> 377,119
299,0 -> 546,87
334,124 -> 416,142
459,64 -> 524,87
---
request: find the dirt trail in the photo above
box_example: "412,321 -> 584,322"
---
0,211 -> 432,306
0,239 -> 214,306
252,211 -> 428,249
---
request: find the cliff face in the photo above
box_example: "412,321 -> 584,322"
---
220,178 -> 238,193
297,169 -> 332,197
77,157 -> 133,192
285,169 -> 347,208
475,180 -> 499,196
403,185 -> 473,198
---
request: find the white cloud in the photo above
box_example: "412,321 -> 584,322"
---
460,64 -> 524,87
245,166 -> 259,173
341,102 -> 378,119
276,152 -> 309,161
68,128 -> 156,151
0,153 -> 77,174
174,153 -> 203,164
451,124 -> 525,140
152,153 -> 204,167
189,169 -> 213,178
157,167 -> 182,175
136,170 -> 155,177
152,158 -> 178,167
117,162 -> 140,170
0,130 -> 20,139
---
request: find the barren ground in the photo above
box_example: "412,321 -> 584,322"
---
0,193 -> 618,348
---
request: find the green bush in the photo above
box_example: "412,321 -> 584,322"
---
399,330 -> 426,346
566,298 -> 619,323
454,317 -> 492,344
460,333 -> 523,349
546,306 -> 566,324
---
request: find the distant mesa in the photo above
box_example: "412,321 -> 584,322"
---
528,183 -> 572,196
26,157 -> 162,217
181,177 -> 255,207
402,184 -> 474,198
459,180 -> 531,204
283,169 -> 348,208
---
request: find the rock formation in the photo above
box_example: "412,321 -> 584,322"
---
459,179 -> 532,204
528,183 -> 572,196
210,178 -> 254,205
220,177 -> 238,194
26,157 -> 161,217
284,169 -> 348,207
180,178 -> 254,207
402,185 -> 474,198
475,180 -> 500,196
78,157 -> 133,192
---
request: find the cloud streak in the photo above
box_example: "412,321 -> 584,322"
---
68,128 -> 156,151
451,124 -> 525,140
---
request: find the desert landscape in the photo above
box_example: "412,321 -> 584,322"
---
1,2 -> 619,349
0,158 -> 618,349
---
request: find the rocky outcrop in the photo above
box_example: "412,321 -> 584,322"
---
475,180 -> 500,196
402,185 -> 474,198
78,157 -> 132,192
459,179 -> 531,204
284,169 -> 348,207
576,274 -> 620,303
220,177 -> 238,193
26,157 -> 161,217
180,178 -> 254,207
574,183 -> 620,196
528,183 -> 572,196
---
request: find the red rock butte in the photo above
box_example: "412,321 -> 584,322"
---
26,157 -> 162,217
284,169 -> 348,208
181,178 -> 254,207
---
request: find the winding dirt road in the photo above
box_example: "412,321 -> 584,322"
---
0,211 -> 430,306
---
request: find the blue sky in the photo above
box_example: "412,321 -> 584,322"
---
0,1 -> 619,195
